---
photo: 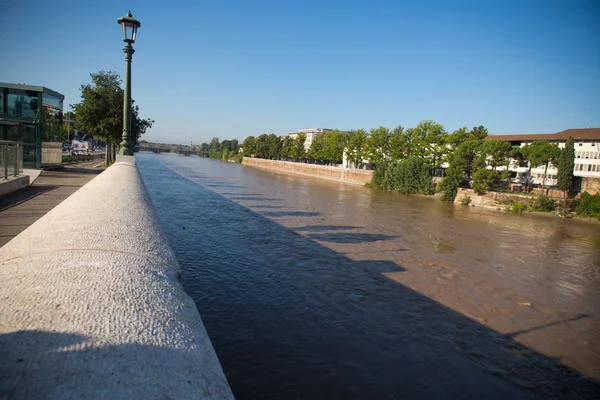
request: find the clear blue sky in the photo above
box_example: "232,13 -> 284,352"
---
1,0 -> 599,144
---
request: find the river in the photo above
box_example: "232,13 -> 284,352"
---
136,153 -> 600,399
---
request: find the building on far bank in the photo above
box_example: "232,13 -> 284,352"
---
287,128 -> 348,151
0,82 -> 64,169
485,128 -> 600,190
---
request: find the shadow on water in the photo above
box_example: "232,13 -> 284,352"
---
249,205 -> 288,210
229,197 -> 283,201
0,330 -> 224,398
137,155 -> 600,400
293,225 -> 363,232
308,232 -> 397,244
262,211 -> 322,217
505,314 -> 591,339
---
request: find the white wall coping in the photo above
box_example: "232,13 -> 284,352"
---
0,161 -> 234,399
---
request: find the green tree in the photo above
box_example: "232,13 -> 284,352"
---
131,101 -> 153,147
388,125 -> 405,161
308,132 -> 326,162
526,141 -> 561,192
267,133 -> 282,159
209,137 -> 220,158
242,136 -> 256,156
472,168 -> 496,194
557,136 -> 575,197
72,71 -> 123,164
230,139 -> 239,153
483,140 -> 512,171
255,134 -> 269,158
293,133 -> 307,161
371,156 -> 433,195
366,126 -> 391,167
281,136 -> 294,159
346,129 -> 368,167
322,130 -> 345,165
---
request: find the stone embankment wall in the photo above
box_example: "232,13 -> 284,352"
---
581,177 -> 600,195
455,188 -> 543,210
41,142 -> 63,166
0,160 -> 234,399
243,157 -> 373,185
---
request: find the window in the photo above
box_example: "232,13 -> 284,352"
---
579,143 -> 583,146
576,152 -> 581,159
585,152 -> 590,159
595,153 -> 599,159
588,165 -> 592,172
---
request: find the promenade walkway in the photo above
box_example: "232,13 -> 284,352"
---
0,161 -> 104,247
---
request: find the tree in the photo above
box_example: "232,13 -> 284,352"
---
366,126 -> 391,167
472,168 -> 496,194
280,136 -> 294,159
267,134 -> 282,159
370,156 -> 433,195
243,136 -> 256,156
346,129 -> 368,167
389,125 -> 405,162
255,134 -> 269,158
557,136 -> 575,197
405,121 -> 447,170
230,139 -> 239,153
322,130 -> 345,165
293,133 -> 306,161
72,71 -> 122,164
526,141 -> 561,193
72,70 -> 153,164
131,102 -> 153,147
209,137 -> 221,158
451,139 -> 484,182
483,140 -> 512,171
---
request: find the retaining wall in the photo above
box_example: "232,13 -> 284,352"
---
455,188 -> 542,210
581,177 -> 600,195
243,157 -> 373,185
41,142 -> 62,167
0,160 -> 233,399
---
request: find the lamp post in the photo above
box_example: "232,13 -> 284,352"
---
117,11 -> 141,156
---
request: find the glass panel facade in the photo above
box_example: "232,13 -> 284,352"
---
42,93 -> 63,142
22,124 -> 39,169
0,85 -> 64,168
4,90 -> 39,122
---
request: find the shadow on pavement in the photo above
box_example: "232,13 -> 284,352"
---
0,185 -> 58,211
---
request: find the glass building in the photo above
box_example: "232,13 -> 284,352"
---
0,82 -> 64,169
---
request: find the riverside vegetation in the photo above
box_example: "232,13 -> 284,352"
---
203,121 -> 596,219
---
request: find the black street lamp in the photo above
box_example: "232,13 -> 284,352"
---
117,11 -> 141,156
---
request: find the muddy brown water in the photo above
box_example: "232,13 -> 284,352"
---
137,153 -> 600,399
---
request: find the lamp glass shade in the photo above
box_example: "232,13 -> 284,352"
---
118,11 -> 141,43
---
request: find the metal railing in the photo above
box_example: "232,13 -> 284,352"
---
0,140 -> 23,180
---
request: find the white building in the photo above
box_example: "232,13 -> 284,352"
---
485,128 -> 600,186
287,128 -> 337,151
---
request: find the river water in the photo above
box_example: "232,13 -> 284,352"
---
137,153 -> 600,399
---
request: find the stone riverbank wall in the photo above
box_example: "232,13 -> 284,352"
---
0,159 -> 234,400
242,157 -> 373,185
455,188 -> 546,210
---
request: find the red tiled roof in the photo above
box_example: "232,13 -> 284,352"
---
485,128 -> 600,142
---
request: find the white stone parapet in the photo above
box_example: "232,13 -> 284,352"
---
0,161 -> 234,399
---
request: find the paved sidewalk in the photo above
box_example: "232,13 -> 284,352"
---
0,161 -> 105,247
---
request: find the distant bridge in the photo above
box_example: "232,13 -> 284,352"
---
138,145 -> 209,157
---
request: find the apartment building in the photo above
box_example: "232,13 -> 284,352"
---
485,128 -> 600,186
287,128 -> 338,151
